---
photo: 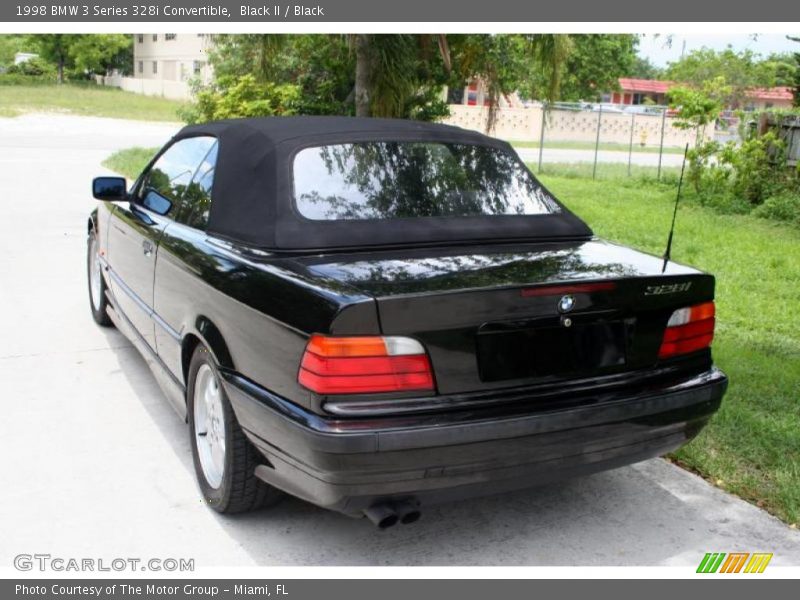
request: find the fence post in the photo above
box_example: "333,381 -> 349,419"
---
627,112 -> 635,177
592,104 -> 603,180
657,108 -> 667,181
537,104 -> 546,173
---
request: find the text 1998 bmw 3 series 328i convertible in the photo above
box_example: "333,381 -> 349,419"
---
87,117 -> 727,528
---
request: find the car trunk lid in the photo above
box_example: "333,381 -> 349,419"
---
293,239 -> 715,395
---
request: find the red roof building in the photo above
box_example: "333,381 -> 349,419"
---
606,79 -> 795,110
609,78 -> 675,106
743,87 -> 794,110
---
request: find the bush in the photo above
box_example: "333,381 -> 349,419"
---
686,141 -> 723,194
0,57 -> 57,85
685,129 -> 799,220
6,57 -> 56,78
180,74 -> 301,124
718,131 -> 788,205
0,73 -> 53,85
753,192 -> 800,226
691,189 -> 753,215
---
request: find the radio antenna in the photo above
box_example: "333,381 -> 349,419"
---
662,143 -> 689,273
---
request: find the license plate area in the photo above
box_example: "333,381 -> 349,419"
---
477,316 -> 629,382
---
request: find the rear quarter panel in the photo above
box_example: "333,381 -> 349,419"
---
152,223 -> 380,412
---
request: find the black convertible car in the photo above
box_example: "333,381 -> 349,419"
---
88,117 -> 727,528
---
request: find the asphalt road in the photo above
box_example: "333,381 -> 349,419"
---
1,113 -> 798,568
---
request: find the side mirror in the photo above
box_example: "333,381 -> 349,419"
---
92,176 -> 128,201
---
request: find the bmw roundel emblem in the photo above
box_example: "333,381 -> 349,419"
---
558,294 -> 575,313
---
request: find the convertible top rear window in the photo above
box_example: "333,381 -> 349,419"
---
293,142 -> 562,221
173,116 -> 592,248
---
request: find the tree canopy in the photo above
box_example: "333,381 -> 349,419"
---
520,34 -> 639,102
789,36 -> 800,107
10,34 -> 132,82
188,33 -> 581,126
0,35 -> 32,67
629,55 -> 664,80
665,46 -> 798,107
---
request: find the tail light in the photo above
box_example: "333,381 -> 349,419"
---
298,334 -> 435,395
659,301 -> 716,359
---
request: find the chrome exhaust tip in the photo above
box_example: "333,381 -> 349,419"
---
363,504 -> 399,529
394,499 -> 422,525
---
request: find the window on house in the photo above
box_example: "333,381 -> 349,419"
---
138,61 -> 143,74
446,87 -> 464,104
193,61 -> 203,75
152,61 -> 158,75
165,34 -> 176,41
137,34 -> 143,43
152,34 -> 157,42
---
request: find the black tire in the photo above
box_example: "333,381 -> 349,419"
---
187,344 -> 282,514
87,229 -> 113,327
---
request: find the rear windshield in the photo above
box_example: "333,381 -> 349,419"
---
293,142 -> 562,221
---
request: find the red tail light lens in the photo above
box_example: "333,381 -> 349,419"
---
659,301 -> 716,359
298,335 -> 435,395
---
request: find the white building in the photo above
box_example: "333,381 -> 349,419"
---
14,52 -> 38,65
133,33 -> 214,84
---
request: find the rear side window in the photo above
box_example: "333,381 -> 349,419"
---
293,142 -> 561,221
139,136 -> 217,220
180,142 -> 218,230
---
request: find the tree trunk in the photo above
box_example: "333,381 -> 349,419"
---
354,34 -> 371,117
57,53 -> 64,84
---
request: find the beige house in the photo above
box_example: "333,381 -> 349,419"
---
742,87 -> 794,111
453,79 -> 523,108
133,33 -> 214,84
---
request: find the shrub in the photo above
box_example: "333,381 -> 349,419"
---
684,128 -> 798,220
717,131 -> 788,205
753,192 -> 800,226
667,84 -> 723,136
0,73 -> 52,85
686,140 -> 723,194
180,74 -> 301,124
6,57 -> 56,78
691,189 -> 753,215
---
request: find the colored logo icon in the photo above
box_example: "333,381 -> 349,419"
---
696,552 -> 773,573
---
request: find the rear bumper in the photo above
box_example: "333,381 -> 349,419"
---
222,367 -> 727,516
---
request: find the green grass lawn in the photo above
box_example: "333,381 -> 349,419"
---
538,172 -> 800,526
513,139 -> 686,154
103,146 -> 158,178
0,83 -> 184,121
534,161 -> 683,183
103,145 -> 800,525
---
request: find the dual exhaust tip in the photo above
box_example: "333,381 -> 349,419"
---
363,500 -> 421,529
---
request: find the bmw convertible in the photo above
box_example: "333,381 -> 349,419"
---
87,117 -> 727,528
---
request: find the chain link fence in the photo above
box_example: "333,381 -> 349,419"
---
444,101 -> 712,180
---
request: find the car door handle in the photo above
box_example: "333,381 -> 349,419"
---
142,240 -> 154,257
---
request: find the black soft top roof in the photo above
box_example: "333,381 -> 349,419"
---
170,116 -> 592,250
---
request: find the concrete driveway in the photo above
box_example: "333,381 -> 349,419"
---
0,113 -> 798,568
